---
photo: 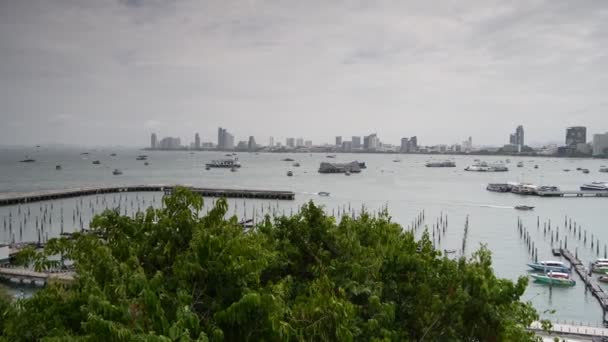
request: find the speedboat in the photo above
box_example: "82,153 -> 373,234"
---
527,261 -> 569,273
20,158 -> 35,163
393,159 -> 401,163
318,192 -> 330,197
563,169 -> 571,172
592,260 -> 608,273
287,171 -> 293,177
515,205 -> 534,211
282,158 -> 295,162
580,182 -> 608,191
326,155 -> 336,159
534,165 -> 539,169
599,276 -> 608,283
112,169 -> 122,175
530,272 -> 575,286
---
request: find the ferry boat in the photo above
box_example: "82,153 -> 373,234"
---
425,161 -> 456,167
580,182 -> 608,191
112,169 -> 123,175
486,183 -> 510,192
527,261 -> 569,273
206,158 -> 241,168
530,272 -> 575,286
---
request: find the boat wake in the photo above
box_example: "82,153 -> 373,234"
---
479,204 -> 514,209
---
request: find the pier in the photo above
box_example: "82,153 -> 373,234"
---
0,185 -> 295,206
0,266 -> 74,285
555,248 -> 608,322
536,190 -> 608,197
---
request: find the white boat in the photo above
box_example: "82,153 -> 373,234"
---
318,192 -> 330,197
580,182 -> 608,191
206,158 -> 241,168
527,261 -> 569,273
464,162 -> 508,172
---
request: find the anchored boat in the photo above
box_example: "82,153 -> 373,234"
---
527,261 -> 569,273
580,182 -> 608,191
530,272 -> 575,286
206,158 -> 241,169
515,205 -> 534,211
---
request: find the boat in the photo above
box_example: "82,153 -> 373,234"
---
464,162 -> 508,172
344,171 -> 351,176
206,158 -> 241,168
517,161 -> 524,167
293,162 -> 300,167
393,159 -> 401,163
112,169 -> 122,175
515,205 -> 534,211
282,158 -> 295,162
205,166 -> 210,171
426,161 -> 456,167
144,162 -> 149,166
110,153 -> 117,157
576,167 -> 582,171
318,192 -> 330,197
580,182 -> 608,191
530,272 -> 575,286
582,169 -> 590,174
136,155 -> 148,161
486,183 -> 510,192
527,261 -> 569,273
92,160 -> 101,165
599,276 -> 608,283
326,155 -> 336,159
600,167 -> 608,173
358,162 -> 367,169
287,171 -> 293,177
534,165 -> 539,169
19,159 -> 35,163
80,152 -> 89,155
592,263 -> 608,274
318,161 -> 362,174
230,166 -> 237,172
563,169 -> 571,172
55,165 -> 62,170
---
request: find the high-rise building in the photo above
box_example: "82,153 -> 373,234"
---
151,133 -> 157,149
566,127 -> 586,146
269,136 -> 274,147
224,132 -> 234,150
305,140 -> 312,147
363,134 -> 379,150
516,125 -> 524,146
352,136 -> 361,149
408,136 -> 418,151
593,132 -> 608,157
194,133 -> 201,149
286,138 -> 295,148
248,136 -> 257,151
158,137 -> 181,149
217,127 -> 225,149
400,138 -> 409,152
296,138 -> 304,147
342,141 -> 352,152
335,136 -> 342,146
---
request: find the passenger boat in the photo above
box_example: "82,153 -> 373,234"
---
515,205 -> 534,210
206,158 -> 241,168
580,182 -> 608,191
112,169 -> 123,175
486,183 -> 510,192
464,162 -> 508,172
527,261 -> 569,273
318,192 -> 330,196
287,171 -> 293,177
530,272 -> 575,286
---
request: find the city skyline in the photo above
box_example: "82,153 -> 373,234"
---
1,1 -> 608,147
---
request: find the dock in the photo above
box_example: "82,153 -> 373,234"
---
556,248 -> 608,319
0,266 -> 74,285
0,185 -> 295,206
536,190 -> 608,197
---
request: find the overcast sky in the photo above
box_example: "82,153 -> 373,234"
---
1,0 -> 607,147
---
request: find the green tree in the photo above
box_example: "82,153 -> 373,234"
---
0,187 -> 544,341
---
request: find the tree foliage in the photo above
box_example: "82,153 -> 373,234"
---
0,187 -> 542,341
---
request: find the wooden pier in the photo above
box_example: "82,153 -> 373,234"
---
0,266 -> 74,285
0,185 -> 295,206
556,248 -> 608,321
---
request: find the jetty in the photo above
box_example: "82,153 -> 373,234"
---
0,185 -> 295,206
0,266 -> 74,285
536,190 -> 608,198
555,248 -> 608,323
486,183 -> 608,198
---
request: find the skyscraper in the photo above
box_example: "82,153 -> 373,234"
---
408,136 -> 418,151
352,136 -> 361,149
400,138 -> 409,152
566,127 -> 586,146
224,132 -> 234,150
151,133 -> 157,149
248,136 -> 257,151
194,133 -> 200,149
217,127 -> 225,149
296,138 -> 304,147
335,136 -> 342,146
516,125 -> 524,147
269,136 -> 274,147
286,138 -> 295,148
593,132 -> 608,157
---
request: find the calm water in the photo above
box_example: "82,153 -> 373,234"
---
1,146 -> 608,324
